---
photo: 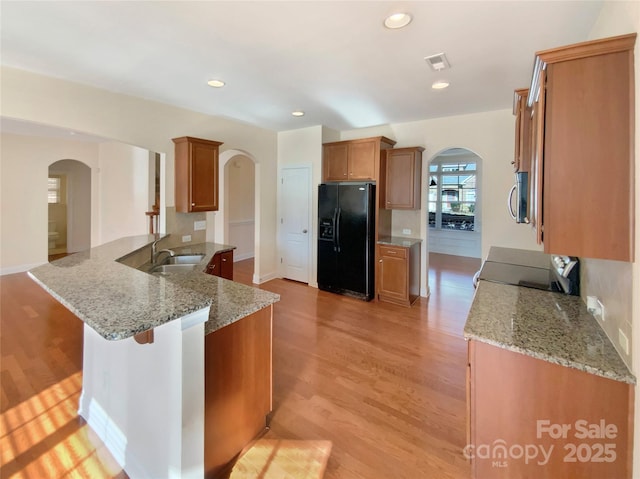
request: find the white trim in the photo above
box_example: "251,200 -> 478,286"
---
234,252 -> 255,262
78,396 -> 128,468
180,307 -> 210,331
1,262 -> 46,276
228,219 -> 255,226
253,270 -> 279,284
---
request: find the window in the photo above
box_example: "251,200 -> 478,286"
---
428,160 -> 476,231
48,176 -> 61,204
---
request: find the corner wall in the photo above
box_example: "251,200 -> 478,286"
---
585,2 -> 640,477
0,133 -> 99,273
0,67 -> 279,279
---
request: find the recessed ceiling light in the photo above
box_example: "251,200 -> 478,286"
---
291,110 -> 305,117
207,79 -> 225,88
384,12 -> 412,29
432,81 -> 450,90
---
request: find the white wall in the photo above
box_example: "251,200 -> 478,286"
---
340,109 -> 541,295
98,142 -> 150,244
586,2 -> 640,477
1,66 -> 279,280
0,133 -> 100,273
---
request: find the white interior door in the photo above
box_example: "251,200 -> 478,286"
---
280,166 -> 310,283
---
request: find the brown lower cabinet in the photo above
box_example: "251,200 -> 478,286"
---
204,305 -> 273,478
205,250 -> 234,280
467,340 -> 633,479
377,243 -> 420,307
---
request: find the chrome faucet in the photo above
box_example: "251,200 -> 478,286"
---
151,238 -> 175,264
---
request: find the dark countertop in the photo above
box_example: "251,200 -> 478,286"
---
28,235 -> 279,340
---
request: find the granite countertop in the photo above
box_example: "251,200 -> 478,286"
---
29,235 -> 279,341
464,280 -> 635,384
377,236 -> 422,247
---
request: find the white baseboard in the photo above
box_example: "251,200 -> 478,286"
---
253,271 -> 279,284
78,394 -> 127,467
1,262 -> 46,276
233,252 -> 254,262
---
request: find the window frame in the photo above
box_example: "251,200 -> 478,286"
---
428,159 -> 477,232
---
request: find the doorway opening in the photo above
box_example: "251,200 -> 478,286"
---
226,156 -> 256,261
427,147 -> 482,258
215,150 -> 260,283
48,160 -> 91,261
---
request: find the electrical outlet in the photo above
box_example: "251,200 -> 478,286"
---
402,228 -> 412,235
619,329 -> 629,356
194,220 -> 206,231
597,299 -> 605,322
182,235 -> 192,243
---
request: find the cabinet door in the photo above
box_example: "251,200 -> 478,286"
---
543,51 -> 632,260
323,144 -> 349,181
469,340 -> 633,479
378,246 -> 408,303
174,136 -> 222,213
348,140 -> 376,180
190,142 -> 219,212
385,149 -> 422,209
205,253 -> 221,276
219,250 -> 234,280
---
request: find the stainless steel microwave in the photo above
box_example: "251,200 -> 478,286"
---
507,172 -> 529,224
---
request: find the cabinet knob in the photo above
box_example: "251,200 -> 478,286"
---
191,202 -> 196,206
222,258 -> 227,262
303,229 -> 308,233
379,259 -> 383,263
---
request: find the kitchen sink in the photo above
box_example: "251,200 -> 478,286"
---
150,263 -> 200,274
163,254 -> 205,265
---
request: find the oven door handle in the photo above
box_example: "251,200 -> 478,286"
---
507,183 -> 517,220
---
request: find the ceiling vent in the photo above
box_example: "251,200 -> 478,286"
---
424,53 -> 451,71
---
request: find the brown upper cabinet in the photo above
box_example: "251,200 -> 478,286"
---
322,136 -> 396,182
173,136 -> 223,213
384,147 -> 424,210
512,88 -> 532,173
524,33 -> 636,261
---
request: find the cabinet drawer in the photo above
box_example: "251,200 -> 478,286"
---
379,246 -> 407,259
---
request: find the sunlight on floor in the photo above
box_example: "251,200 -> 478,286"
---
1,372 -> 124,478
230,439 -> 332,479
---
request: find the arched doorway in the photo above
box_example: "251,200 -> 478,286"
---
427,147 -> 482,258
48,160 -> 91,260
214,149 -> 260,283
225,156 -> 256,261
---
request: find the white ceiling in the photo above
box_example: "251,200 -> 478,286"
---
1,1 -> 604,133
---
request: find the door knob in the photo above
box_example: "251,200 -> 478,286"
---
303,229 -> 308,233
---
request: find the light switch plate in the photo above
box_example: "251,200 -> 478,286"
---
182,235 -> 192,243
402,228 -> 412,235
619,329 -> 629,356
194,220 -> 206,231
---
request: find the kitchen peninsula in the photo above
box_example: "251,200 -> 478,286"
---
28,235 -> 279,479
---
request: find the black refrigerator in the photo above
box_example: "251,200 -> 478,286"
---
317,182 -> 375,301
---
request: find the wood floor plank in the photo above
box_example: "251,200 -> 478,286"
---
1,253 -> 479,478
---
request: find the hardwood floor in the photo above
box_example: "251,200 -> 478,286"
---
1,253 -> 480,479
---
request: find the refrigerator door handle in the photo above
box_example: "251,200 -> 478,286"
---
335,208 -> 342,253
332,208 -> 339,252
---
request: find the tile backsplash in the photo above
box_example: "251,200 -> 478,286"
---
580,257 -> 633,370
164,206 -> 206,247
